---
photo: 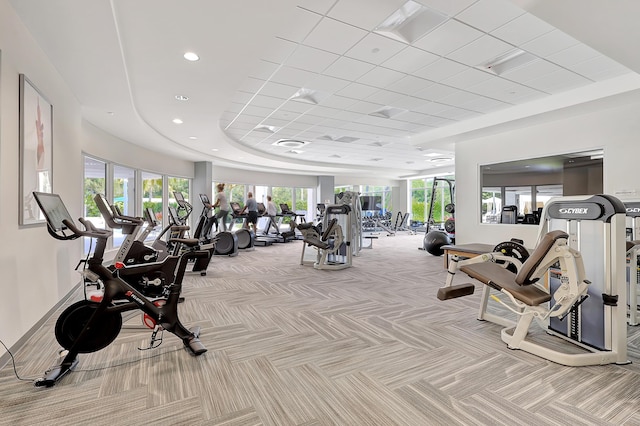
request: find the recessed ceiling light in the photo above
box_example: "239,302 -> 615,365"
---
175,95 -> 189,101
423,152 -> 440,157
188,136 -> 197,140
272,139 -> 308,148
290,88 -> 323,104
287,149 -> 304,154
480,49 -> 537,75
336,136 -> 359,143
107,111 -> 115,116
369,106 -> 407,119
254,125 -> 280,133
374,0 -> 448,44
211,148 -> 219,152
172,118 -> 183,124
428,156 -> 453,163
183,52 -> 199,61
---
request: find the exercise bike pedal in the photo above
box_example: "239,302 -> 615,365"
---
184,326 -> 207,356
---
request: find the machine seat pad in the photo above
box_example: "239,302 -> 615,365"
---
297,222 -> 315,231
303,236 -> 331,250
460,262 -> 550,306
169,238 -> 200,247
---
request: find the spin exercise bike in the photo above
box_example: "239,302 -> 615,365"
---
32,192 -> 207,388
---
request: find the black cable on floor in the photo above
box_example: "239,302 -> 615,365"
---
73,347 -> 184,373
0,339 -> 38,383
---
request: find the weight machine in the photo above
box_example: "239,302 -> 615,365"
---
438,194 -> 629,366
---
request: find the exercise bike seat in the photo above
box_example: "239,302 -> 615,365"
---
169,237 -> 200,247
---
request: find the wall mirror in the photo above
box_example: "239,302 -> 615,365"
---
480,149 -> 603,224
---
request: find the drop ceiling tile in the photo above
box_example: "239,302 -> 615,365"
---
323,57 -> 376,81
524,68 -> 591,94
546,44 -> 600,69
500,59 -> 562,84
248,60 -> 280,80
308,105 -> 343,118
307,74 -> 351,93
328,0 -> 406,31
455,0 -> 524,32
588,65 -> 631,81
297,0 -> 335,15
413,19 -> 483,56
248,94 -> 286,109
389,95 -> 430,110
412,101 -> 450,115
437,90 -> 486,107
317,119 -> 351,129
269,109 -> 301,121
522,29 -> 579,58
345,100 -> 385,114
441,67 -> 494,89
436,107 -> 481,120
357,67 -> 406,87
395,111 -> 433,124
268,68 -> 316,92
366,89 -> 403,105
294,114 -> 327,125
241,104 -> 277,118
571,56 -> 631,81
382,46 -> 439,73
261,118 -> 295,129
386,120 -> 425,131
303,17 -> 367,55
414,0 -> 478,17
466,77 -> 530,100
414,58 -> 468,82
461,96 -> 508,113
447,35 -> 513,67
490,12 -> 554,46
345,32 -> 406,65
260,37 -> 298,63
285,45 -> 340,72
415,82 -> 459,101
387,75 -> 433,95
279,100 -> 316,113
260,82 -> 300,99
317,94 -> 358,109
284,121 -> 314,131
276,7 -> 323,42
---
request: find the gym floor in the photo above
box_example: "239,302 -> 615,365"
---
2,234 -> 640,425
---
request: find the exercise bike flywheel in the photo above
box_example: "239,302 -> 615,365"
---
55,300 -> 123,353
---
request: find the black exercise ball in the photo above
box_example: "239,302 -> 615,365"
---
424,230 -> 450,256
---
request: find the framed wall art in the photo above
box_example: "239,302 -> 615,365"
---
19,73 -> 53,226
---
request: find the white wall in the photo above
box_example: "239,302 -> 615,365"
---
213,165 -> 317,187
0,0 -> 84,355
0,0 -> 198,358
455,95 -> 640,248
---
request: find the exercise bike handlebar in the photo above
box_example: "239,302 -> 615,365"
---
62,218 -> 113,239
94,193 -> 144,230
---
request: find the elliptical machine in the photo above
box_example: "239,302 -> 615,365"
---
32,192 -> 208,388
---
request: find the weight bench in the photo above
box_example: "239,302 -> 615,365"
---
437,230 -> 604,366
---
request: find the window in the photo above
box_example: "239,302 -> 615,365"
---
112,165 -> 136,248
169,177 -> 190,223
227,183 -> 246,206
83,156 -> 106,253
410,179 -> 428,223
142,172 -> 163,240
295,187 -> 312,222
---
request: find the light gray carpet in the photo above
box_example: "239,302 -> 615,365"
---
2,233 -> 640,425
